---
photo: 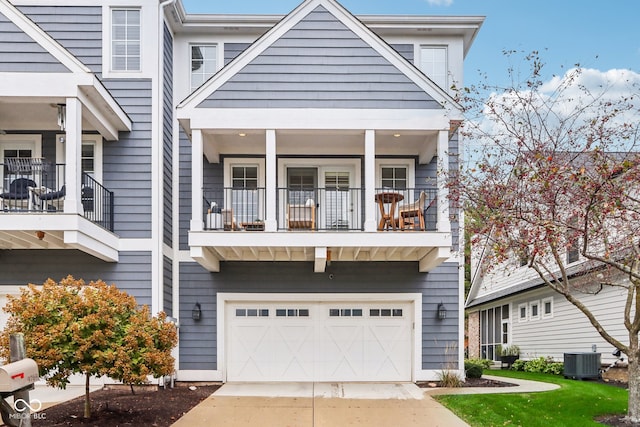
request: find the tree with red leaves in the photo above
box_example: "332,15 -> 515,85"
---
0,276 -> 177,419
456,52 -> 640,422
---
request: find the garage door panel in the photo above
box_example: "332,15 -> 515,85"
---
227,301 -> 413,382
271,325 -> 315,380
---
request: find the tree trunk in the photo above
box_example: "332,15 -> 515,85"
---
626,331 -> 640,423
84,373 -> 91,419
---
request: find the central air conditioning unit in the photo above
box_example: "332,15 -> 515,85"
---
563,352 -> 601,379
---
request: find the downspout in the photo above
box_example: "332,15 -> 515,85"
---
152,0 -> 177,315
154,0 -> 178,385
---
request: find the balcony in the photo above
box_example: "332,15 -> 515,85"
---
190,186 -> 451,273
0,160 -> 118,261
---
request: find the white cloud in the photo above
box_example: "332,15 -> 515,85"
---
425,0 -> 453,6
463,68 -> 640,167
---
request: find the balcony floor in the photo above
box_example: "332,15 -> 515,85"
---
189,229 -> 452,273
0,213 -> 119,261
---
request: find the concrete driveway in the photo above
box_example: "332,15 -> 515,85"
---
171,383 -> 469,427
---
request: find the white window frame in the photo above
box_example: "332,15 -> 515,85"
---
375,159 -> 415,189
542,297 -> 554,319
110,8 -> 141,72
224,159 -> 265,224
518,303 -> 528,323
0,134 -> 43,192
224,159 -> 265,189
529,300 -> 540,321
103,5 -> 153,78
419,45 -> 448,90
56,134 -> 103,184
190,44 -> 218,92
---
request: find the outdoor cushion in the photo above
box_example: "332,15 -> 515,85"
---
0,178 -> 37,200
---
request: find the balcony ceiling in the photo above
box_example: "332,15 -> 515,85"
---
202,129 -> 438,160
0,100 -> 99,133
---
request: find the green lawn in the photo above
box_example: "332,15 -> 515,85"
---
434,370 -> 628,427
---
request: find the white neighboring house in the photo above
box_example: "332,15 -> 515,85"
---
466,236 -> 630,365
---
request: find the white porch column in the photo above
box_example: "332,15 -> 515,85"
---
63,97 -> 82,214
364,130 -> 377,232
265,130 -> 277,232
437,130 -> 451,233
190,129 -> 204,232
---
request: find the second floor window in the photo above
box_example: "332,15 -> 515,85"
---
232,166 -> 258,189
191,45 -> 217,91
381,167 -> 407,189
420,46 -> 447,90
112,9 -> 141,71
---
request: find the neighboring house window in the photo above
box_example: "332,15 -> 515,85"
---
567,242 -> 579,264
191,45 -> 217,92
529,301 -> 540,320
542,297 -> 553,318
480,304 -> 509,361
381,167 -> 407,189
111,9 -> 141,71
518,303 -> 527,322
420,46 -> 448,90
518,247 -> 529,267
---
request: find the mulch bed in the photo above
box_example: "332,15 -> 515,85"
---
31,384 -> 220,426
417,376 -> 518,388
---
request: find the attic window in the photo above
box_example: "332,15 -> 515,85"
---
191,45 -> 217,92
111,9 -> 140,72
420,46 -> 448,90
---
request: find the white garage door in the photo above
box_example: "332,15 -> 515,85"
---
226,301 -> 413,382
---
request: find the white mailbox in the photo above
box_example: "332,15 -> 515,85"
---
0,359 -> 38,392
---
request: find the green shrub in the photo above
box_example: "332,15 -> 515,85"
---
465,358 -> 493,369
544,362 -> 564,375
464,361 -> 484,378
511,357 -> 564,374
511,359 -> 527,371
524,357 -> 547,372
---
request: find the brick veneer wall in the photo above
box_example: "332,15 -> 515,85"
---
467,310 -> 480,359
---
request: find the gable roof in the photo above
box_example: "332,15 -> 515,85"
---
0,0 -> 89,73
178,0 -> 461,112
0,0 -> 131,140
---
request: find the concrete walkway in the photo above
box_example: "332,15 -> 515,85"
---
171,376 -> 559,427
425,374 -> 560,396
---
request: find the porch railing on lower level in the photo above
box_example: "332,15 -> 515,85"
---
0,162 -> 114,232
202,186 -> 438,232
82,172 -> 114,231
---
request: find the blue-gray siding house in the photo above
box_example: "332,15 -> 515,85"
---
0,0 -> 482,382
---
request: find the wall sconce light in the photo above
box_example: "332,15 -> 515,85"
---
192,303 -> 202,321
437,302 -> 447,320
57,104 -> 66,131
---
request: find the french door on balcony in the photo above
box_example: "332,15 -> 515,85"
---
0,136 -> 42,193
287,166 -> 356,230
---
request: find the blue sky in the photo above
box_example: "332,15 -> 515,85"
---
181,0 -> 640,89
